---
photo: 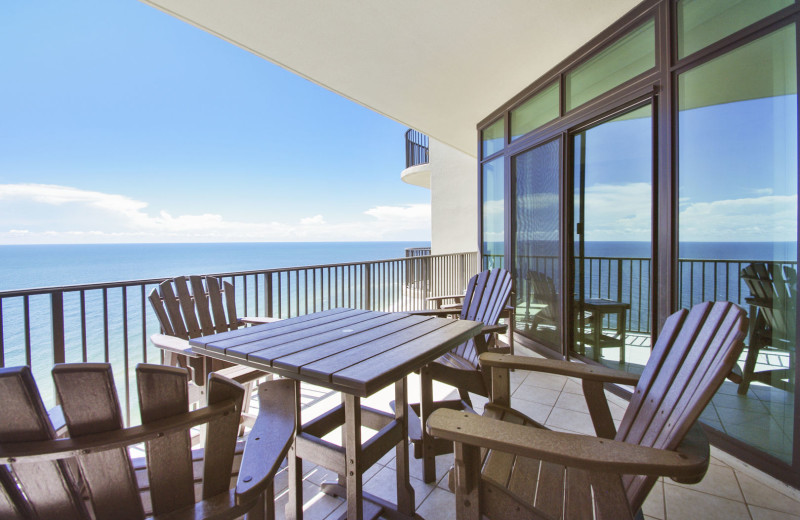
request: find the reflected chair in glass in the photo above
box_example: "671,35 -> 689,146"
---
738,262 -> 796,395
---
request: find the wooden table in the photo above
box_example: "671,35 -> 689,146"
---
190,307 -> 483,520
577,298 -> 630,363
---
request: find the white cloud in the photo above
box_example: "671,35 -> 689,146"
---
680,194 -> 797,242
0,184 -> 431,243
582,182 -> 652,241
300,215 -> 326,225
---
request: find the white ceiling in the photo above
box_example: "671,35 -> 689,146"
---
141,0 -> 641,157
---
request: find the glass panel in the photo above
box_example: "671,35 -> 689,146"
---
511,82 -> 560,141
482,157 -> 505,269
482,118 -> 505,158
677,0 -> 792,59
515,139 -> 562,351
566,19 -> 655,112
678,25 -> 797,463
572,104 -> 653,372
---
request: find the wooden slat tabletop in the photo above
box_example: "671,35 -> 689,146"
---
190,308 -> 483,397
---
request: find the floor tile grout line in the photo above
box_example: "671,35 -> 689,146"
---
730,470 -> 755,520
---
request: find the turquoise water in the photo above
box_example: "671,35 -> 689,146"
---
0,241 -> 431,291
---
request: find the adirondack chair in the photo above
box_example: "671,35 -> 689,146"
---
406,269 -> 513,482
149,275 -> 278,409
738,262 -> 796,394
0,363 -> 295,520
427,301 -> 747,520
526,271 -> 558,332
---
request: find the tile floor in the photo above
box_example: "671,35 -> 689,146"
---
261,351 -> 800,520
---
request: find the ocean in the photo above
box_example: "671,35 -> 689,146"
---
0,241 -> 432,291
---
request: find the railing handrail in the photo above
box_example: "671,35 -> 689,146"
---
0,249 -> 466,297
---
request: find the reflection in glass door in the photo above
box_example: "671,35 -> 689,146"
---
514,139 -> 561,352
678,25 -> 796,464
572,104 -> 653,372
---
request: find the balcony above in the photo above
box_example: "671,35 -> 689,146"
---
401,129 -> 431,189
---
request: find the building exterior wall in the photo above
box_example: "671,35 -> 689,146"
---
428,138 -> 477,256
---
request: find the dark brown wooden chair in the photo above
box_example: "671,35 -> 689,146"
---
407,268 -> 513,482
428,301 -> 747,520
149,275 -> 278,411
0,363 -> 295,520
738,262 -> 796,394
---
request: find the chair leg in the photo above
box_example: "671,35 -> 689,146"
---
738,342 -> 761,395
453,442 -> 482,520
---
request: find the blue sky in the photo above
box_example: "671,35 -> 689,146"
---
0,1 -> 430,244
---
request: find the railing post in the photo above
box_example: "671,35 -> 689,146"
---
51,291 -> 65,365
459,254 -> 466,290
266,273 -> 273,318
364,264 -> 372,310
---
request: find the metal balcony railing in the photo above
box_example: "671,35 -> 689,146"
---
405,129 -> 429,168
2,251 -> 794,423
519,256 -> 797,335
0,251 -> 477,423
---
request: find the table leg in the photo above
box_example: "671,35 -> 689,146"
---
394,377 -> 415,515
419,365 -> 436,483
344,393 -> 364,520
592,312 -> 602,361
287,380 -> 304,520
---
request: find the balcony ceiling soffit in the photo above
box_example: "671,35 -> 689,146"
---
141,0 -> 641,157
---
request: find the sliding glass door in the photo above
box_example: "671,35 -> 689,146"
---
514,139 -> 562,353
572,104 -> 653,372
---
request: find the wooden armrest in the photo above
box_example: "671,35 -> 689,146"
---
479,353 -> 640,386
150,334 -> 199,358
426,409 -> 706,480
669,422 -> 710,484
406,308 -> 462,317
235,379 -> 296,504
239,316 -> 281,325
426,294 -> 465,303
481,323 -> 507,335
0,400 -> 239,463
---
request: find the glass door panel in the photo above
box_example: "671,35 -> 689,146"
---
678,25 -> 797,463
482,157 -> 505,270
514,139 -> 561,352
572,104 -> 653,372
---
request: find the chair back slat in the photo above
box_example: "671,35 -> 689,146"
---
0,470 -> 25,518
0,366 -> 88,520
615,301 -> 746,510
223,281 -> 240,332
52,363 -> 144,520
149,288 -> 176,337
202,374 -> 245,499
174,276 -> 203,339
158,280 -> 190,340
136,364 -> 195,515
454,269 -> 512,364
190,275 -> 217,337
207,277 -> 233,334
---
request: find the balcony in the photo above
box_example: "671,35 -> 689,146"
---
401,129 -> 431,189
1,251 -> 799,518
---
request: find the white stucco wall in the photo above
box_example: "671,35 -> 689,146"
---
428,139 -> 478,256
